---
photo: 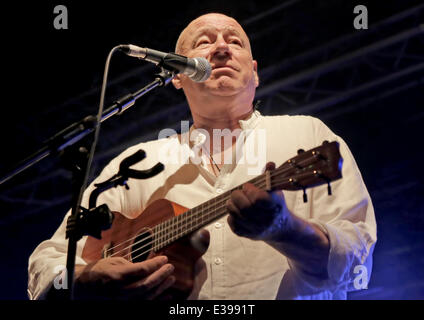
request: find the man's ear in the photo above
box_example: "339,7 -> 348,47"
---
253,60 -> 259,87
172,74 -> 183,89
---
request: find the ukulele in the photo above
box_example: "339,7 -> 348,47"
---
82,140 -> 343,299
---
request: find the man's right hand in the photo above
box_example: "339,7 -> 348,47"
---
73,255 -> 175,300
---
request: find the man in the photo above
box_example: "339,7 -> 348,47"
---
28,13 -> 376,300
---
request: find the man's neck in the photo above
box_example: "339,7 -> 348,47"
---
188,87 -> 255,129
192,106 -> 253,131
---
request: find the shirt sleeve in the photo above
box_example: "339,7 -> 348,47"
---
287,117 -> 377,297
27,162 -> 124,300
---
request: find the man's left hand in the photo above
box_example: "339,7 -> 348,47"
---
226,182 -> 290,241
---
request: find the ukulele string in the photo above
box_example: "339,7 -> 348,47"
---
105,156 -> 323,258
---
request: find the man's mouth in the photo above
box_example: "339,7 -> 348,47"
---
212,65 -> 237,71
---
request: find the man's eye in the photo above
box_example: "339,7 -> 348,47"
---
196,40 -> 210,47
229,39 -> 242,46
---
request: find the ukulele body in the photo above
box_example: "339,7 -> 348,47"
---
82,199 -> 210,300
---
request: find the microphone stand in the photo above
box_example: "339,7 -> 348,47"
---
1,67 -> 175,300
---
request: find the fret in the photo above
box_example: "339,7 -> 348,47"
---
176,215 -> 180,240
156,225 -> 160,251
200,202 -> 204,226
165,219 -> 170,246
168,219 -> 171,244
180,214 -> 184,235
153,224 -> 156,252
159,220 -> 162,247
159,220 -> 164,248
185,210 -> 193,236
152,225 -> 156,251
176,214 -> 180,241
168,218 -> 172,243
161,220 -> 164,246
174,216 -> 178,242
172,216 -> 176,242
160,221 -> 164,247
189,207 -> 193,234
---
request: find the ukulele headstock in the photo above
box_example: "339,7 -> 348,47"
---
271,141 -> 343,200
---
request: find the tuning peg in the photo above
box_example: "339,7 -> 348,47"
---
287,159 -> 303,169
322,140 -> 329,145
297,148 -> 305,154
289,178 -> 308,202
312,150 -> 327,161
327,182 -> 332,196
302,188 -> 308,203
313,170 -> 332,196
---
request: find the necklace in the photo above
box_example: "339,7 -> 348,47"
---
209,153 -> 221,175
203,146 -> 221,177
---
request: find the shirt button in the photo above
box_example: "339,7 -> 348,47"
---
194,133 -> 206,146
216,188 -> 223,194
215,222 -> 222,229
214,257 -> 222,265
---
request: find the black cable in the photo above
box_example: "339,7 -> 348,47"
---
66,45 -> 122,300
75,45 -> 122,207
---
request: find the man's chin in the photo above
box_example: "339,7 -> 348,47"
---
209,88 -> 240,97
206,78 -> 241,96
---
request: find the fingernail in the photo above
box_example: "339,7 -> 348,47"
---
157,256 -> 168,264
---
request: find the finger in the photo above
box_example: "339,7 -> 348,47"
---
226,199 -> 241,216
227,214 -> 237,234
230,189 -> 252,211
227,215 -> 250,237
227,204 -> 250,234
106,256 -> 133,266
145,275 -> 176,300
125,263 -> 175,293
242,183 -> 272,206
124,255 -> 169,278
227,198 -> 256,222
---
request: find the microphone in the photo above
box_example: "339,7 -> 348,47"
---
119,44 -> 211,82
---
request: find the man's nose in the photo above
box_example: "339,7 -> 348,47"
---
211,35 -> 230,58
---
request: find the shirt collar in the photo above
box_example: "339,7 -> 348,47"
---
238,109 -> 261,130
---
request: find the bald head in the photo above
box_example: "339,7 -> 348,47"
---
175,13 -> 252,56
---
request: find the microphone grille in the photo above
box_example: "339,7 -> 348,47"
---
190,58 -> 212,82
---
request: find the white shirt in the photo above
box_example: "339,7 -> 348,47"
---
27,111 -> 377,300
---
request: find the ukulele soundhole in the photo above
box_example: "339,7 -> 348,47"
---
131,229 -> 153,263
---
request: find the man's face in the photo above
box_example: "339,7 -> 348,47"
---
172,14 -> 259,98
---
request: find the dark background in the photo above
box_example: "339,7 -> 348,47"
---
0,0 -> 423,299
